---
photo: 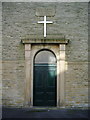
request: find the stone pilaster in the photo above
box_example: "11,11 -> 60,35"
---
59,44 -> 65,106
24,44 -> 31,106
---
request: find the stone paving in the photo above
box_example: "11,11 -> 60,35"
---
1,107 -> 89,119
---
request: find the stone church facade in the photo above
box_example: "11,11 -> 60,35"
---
2,2 -> 88,108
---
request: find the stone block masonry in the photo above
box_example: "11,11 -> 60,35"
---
0,2 -> 2,111
2,2 -> 88,108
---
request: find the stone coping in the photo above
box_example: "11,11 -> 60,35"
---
21,35 -> 69,44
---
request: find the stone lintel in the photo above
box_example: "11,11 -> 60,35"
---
21,35 -> 69,44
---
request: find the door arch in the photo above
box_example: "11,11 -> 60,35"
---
33,50 -> 57,106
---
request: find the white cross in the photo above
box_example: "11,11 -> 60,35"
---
38,16 -> 53,37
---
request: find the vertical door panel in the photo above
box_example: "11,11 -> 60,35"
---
33,64 -> 56,106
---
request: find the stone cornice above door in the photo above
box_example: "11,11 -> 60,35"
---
21,34 -> 69,44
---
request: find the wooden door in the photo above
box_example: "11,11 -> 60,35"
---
33,50 -> 57,106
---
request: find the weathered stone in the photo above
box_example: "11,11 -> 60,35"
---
2,2 -> 88,108
21,34 -> 69,44
36,7 -> 56,16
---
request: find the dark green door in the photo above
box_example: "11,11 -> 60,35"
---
33,64 -> 57,106
33,50 -> 57,106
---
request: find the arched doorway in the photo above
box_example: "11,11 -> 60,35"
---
33,50 -> 57,106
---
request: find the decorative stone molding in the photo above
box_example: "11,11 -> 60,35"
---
22,34 -> 69,107
21,35 -> 69,44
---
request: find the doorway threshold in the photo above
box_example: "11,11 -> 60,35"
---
29,106 -> 61,110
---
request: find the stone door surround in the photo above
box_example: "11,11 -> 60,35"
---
21,34 -> 69,107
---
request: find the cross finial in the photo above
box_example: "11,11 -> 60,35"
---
38,16 -> 53,37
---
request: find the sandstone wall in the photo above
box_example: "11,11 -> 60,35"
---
2,2 -> 88,107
